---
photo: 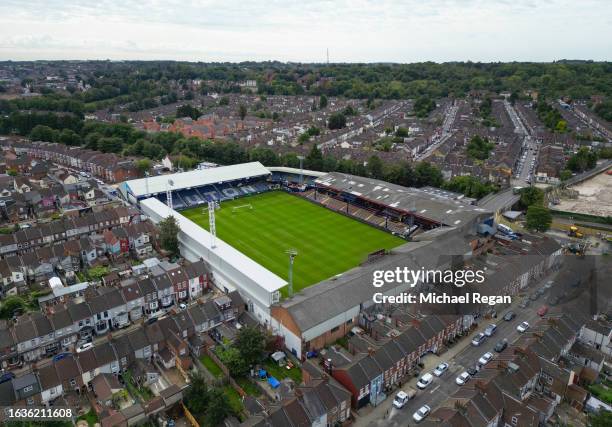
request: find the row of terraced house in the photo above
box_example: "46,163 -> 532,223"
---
6,140 -> 140,183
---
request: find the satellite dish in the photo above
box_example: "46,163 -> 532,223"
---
168,179 -> 174,187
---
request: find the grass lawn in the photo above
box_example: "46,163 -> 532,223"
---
264,360 -> 302,384
182,191 -> 404,295
200,354 -> 223,378
236,376 -> 261,396
589,383 -> 612,405
77,408 -> 99,427
223,385 -> 245,419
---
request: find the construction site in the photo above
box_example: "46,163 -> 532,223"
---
553,170 -> 612,217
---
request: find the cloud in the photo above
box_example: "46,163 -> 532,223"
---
0,0 -> 610,62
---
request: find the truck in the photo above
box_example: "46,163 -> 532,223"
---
568,225 -> 583,238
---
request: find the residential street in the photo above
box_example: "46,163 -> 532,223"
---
355,271 -> 558,427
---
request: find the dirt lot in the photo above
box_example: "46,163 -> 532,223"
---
556,172 -> 612,217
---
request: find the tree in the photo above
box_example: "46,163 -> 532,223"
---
176,104 -> 201,120
589,410 -> 612,427
238,104 -> 247,121
413,96 -> 436,118
466,135 -> 494,161
519,187 -> 544,208
327,112 -> 346,130
525,205 -> 552,232
0,296 -> 27,319
159,216 -> 180,257
218,346 -> 249,376
414,162 -> 443,187
559,169 -> 572,181
219,96 -> 229,106
30,124 -> 58,142
203,388 -> 232,427
305,144 -> 324,171
184,373 -> 233,427
234,326 -> 266,367
319,95 -> 328,109
367,155 -> 384,179
136,159 -> 152,174
566,147 -> 597,172
395,127 -> 409,138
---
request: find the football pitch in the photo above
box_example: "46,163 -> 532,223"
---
181,191 -> 405,295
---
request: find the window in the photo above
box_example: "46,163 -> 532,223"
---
331,326 -> 340,333
511,416 -> 518,426
70,379 -> 77,387
23,385 -> 33,393
26,397 -> 34,405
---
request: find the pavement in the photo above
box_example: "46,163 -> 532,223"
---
354,270 -> 561,427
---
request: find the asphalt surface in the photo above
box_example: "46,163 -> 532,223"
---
356,270 -> 559,427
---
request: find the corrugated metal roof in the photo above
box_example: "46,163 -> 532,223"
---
125,162 -> 270,197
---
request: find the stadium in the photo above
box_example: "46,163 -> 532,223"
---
119,162 -> 491,326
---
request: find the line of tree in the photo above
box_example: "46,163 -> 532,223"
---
1,110 -> 497,198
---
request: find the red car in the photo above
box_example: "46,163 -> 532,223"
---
537,305 -> 549,316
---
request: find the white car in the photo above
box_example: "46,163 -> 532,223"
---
412,405 -> 431,423
76,342 -> 93,353
416,373 -> 434,389
478,352 -> 493,366
517,321 -> 530,333
433,362 -> 449,377
392,391 -> 410,409
455,371 -> 470,385
472,332 -> 486,346
484,324 -> 497,337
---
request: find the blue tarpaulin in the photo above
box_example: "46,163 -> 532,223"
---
258,369 -> 267,379
268,376 -> 280,389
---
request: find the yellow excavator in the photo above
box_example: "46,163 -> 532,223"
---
568,225 -> 583,238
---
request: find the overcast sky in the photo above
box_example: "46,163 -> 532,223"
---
0,0 -> 610,63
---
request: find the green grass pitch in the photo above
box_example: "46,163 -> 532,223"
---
181,191 -> 405,296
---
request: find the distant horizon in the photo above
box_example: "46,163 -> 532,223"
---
0,59 -> 610,64
1,0 -> 610,63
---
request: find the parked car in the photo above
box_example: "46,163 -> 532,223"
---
416,373 -> 434,389
456,372 -> 471,385
503,311 -> 516,321
467,365 -> 479,376
517,321 -> 530,333
0,372 -> 15,384
537,305 -> 549,316
413,405 -> 431,423
472,332 -> 486,346
478,352 -> 494,366
433,362 -> 449,377
529,293 -> 539,301
494,340 -> 508,353
548,295 -> 560,306
393,389 -> 416,409
76,342 -> 93,353
544,280 -> 554,290
484,324 -> 497,337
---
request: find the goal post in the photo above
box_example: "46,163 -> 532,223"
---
232,204 -> 254,213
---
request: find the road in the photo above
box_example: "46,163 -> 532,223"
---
504,100 -> 538,187
477,187 -> 519,212
356,271 -> 559,427
415,101 -> 459,161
